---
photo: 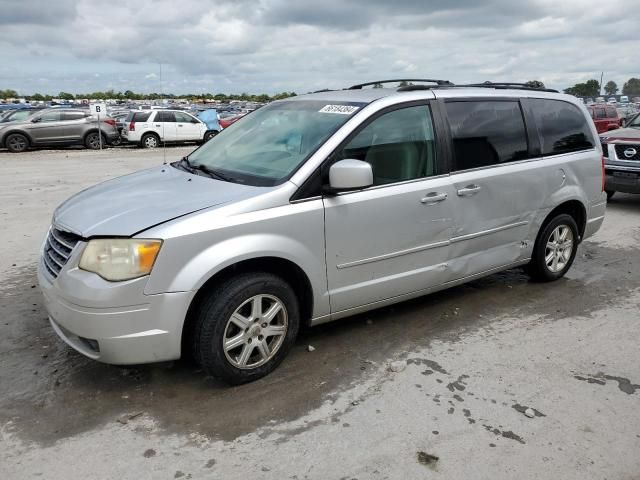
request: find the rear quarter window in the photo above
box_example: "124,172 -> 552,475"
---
530,99 -> 594,155
125,111 -> 152,122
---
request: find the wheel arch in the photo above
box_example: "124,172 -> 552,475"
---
541,199 -> 587,241
1,129 -> 33,147
181,256 -> 315,354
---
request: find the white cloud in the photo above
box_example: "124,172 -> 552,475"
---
0,0 -> 638,94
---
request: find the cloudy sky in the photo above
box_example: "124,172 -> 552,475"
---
0,0 -> 637,95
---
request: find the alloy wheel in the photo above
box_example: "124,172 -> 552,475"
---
222,294 -> 288,369
545,225 -> 574,273
8,135 -> 27,152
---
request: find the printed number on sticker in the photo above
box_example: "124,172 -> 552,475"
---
319,105 -> 359,114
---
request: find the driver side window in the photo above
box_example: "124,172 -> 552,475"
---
333,105 -> 437,185
39,111 -> 62,122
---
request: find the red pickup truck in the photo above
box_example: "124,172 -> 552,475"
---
587,105 -> 622,133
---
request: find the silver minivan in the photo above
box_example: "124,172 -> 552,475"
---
38,81 -> 606,384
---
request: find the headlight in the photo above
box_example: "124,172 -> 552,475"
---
79,238 -> 162,281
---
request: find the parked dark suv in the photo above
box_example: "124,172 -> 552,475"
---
0,108 -> 119,153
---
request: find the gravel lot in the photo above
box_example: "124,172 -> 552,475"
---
1,147 -> 639,480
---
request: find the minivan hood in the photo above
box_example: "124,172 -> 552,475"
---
53,165 -> 265,237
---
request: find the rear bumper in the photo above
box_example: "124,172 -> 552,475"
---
38,260 -> 193,365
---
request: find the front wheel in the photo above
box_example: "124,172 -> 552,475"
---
6,133 -> 29,153
527,214 -> 579,282
203,130 -> 218,142
192,272 -> 300,384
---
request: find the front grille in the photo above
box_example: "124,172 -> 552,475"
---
615,144 -> 640,161
43,228 -> 81,279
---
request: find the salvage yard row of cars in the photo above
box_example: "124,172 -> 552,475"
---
0,105 -> 249,152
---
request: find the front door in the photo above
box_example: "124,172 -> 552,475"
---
323,103 -> 455,314
174,112 -> 204,141
27,110 -> 67,144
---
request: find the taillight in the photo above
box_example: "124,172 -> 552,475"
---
129,122 -> 135,131
104,119 -> 116,127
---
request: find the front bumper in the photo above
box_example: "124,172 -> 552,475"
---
605,169 -> 640,194
38,256 -> 193,365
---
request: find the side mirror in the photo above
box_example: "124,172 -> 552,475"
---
31,117 -> 41,123
326,159 -> 373,193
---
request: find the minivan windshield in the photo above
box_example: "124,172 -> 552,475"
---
184,100 -> 365,186
628,113 -> 640,128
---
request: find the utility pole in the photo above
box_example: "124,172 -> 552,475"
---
600,72 -> 604,95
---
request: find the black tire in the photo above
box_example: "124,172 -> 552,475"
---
606,190 -> 615,201
110,135 -> 122,147
192,272 -> 300,384
203,130 -> 218,142
527,214 -> 579,282
5,133 -> 29,153
85,132 -> 106,150
140,133 -> 160,149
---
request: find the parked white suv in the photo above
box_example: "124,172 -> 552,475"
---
122,109 -> 216,148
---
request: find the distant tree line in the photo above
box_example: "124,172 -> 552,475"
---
0,89 -> 297,103
564,78 -> 640,98
3,78 -> 640,102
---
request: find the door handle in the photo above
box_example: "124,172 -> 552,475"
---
178,124 -> 184,127
420,192 -> 448,204
457,184 -> 482,197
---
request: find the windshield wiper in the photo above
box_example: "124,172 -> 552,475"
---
176,156 -> 234,182
193,164 -> 235,182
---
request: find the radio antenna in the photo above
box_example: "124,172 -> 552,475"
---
160,62 -> 167,165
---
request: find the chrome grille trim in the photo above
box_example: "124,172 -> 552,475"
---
42,227 -> 82,279
614,144 -> 640,161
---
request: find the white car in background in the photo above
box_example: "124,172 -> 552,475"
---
123,109 -> 215,148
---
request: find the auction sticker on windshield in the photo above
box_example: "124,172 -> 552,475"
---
319,105 -> 360,114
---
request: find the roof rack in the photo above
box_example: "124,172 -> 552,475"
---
456,82 -> 559,93
348,79 -> 453,90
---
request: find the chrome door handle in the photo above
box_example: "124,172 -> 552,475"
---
457,184 -> 481,196
421,192 -> 448,204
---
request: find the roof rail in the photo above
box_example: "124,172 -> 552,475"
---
457,81 -> 559,93
348,79 -> 453,90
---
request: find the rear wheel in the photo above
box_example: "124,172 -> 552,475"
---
527,214 -> 579,282
141,133 -> 160,149
85,132 -> 105,150
192,272 -> 300,384
6,133 -> 29,153
606,190 -> 615,201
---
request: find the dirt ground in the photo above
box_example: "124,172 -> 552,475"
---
1,146 -> 639,480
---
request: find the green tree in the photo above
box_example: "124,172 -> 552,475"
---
0,89 -> 19,98
604,81 -> 618,95
563,79 -> 600,98
30,93 -> 45,101
524,80 -> 545,89
622,78 -> 640,96
58,91 -> 75,100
